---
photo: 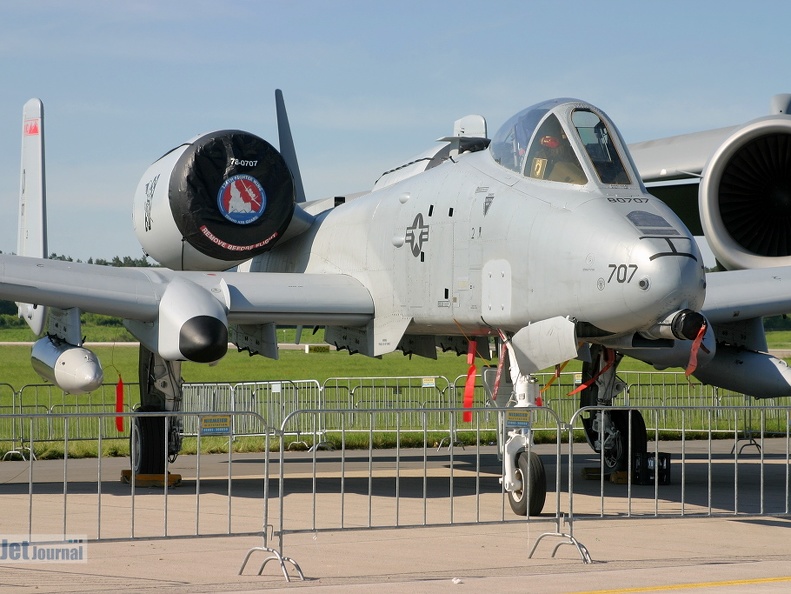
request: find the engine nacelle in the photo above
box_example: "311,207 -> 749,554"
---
133,130 -> 296,270
31,337 -> 104,394
124,276 -> 229,363
700,116 -> 791,270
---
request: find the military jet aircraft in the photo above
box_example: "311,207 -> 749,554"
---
4,92 -> 791,516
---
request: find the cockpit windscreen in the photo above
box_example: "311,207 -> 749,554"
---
571,109 -> 631,185
490,99 -> 635,188
524,114 -> 587,184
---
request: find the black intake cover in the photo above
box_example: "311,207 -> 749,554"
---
169,130 -> 295,261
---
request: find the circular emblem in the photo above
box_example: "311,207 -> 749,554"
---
217,174 -> 266,225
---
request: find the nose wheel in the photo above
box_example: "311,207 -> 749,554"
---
507,450 -> 547,516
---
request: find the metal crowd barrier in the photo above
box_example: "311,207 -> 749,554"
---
2,383 -> 136,456
4,400 -> 791,578
180,380 -> 321,439
566,405 -> 791,520
2,372 -> 781,452
0,410 -> 273,542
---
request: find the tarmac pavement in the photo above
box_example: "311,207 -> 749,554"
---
2,443 -> 791,592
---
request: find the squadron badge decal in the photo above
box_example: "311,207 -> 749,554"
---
217,174 -> 266,225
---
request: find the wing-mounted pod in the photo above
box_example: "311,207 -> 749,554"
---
30,308 -> 104,394
699,113 -> 791,270
133,130 -> 311,271
31,337 -> 103,394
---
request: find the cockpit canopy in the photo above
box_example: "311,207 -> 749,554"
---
489,98 -> 633,187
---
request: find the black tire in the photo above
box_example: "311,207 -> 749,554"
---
608,409 -> 648,471
130,406 -> 166,475
507,451 -> 547,516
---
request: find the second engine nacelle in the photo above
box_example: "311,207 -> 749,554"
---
132,130 -> 296,270
700,115 -> 791,270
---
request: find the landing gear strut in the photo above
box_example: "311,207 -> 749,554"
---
492,341 -> 548,516
579,345 -> 647,472
130,346 -> 183,475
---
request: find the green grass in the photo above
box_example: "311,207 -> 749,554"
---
1,326 -> 788,390
1,326 -> 787,460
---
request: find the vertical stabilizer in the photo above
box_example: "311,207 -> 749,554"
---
17,98 -> 48,335
275,89 -> 307,203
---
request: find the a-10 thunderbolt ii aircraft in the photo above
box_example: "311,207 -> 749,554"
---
4,92 -> 791,516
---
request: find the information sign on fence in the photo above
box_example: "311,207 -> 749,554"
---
199,415 -> 231,436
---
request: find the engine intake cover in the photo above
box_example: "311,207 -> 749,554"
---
134,130 -> 295,270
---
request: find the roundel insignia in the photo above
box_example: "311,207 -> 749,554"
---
217,174 -> 266,225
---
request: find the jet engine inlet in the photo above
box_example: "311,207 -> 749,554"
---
700,117 -> 791,270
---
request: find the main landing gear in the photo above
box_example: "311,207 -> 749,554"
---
579,345 -> 647,473
130,346 -> 184,475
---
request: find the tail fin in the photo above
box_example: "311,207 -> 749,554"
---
17,98 -> 48,335
275,89 -> 307,203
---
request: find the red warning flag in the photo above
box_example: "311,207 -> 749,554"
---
685,323 -> 707,377
463,340 -> 476,423
115,376 -> 124,432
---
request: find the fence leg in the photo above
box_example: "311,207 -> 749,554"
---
527,513 -> 592,564
239,545 -> 304,581
2,442 -> 35,461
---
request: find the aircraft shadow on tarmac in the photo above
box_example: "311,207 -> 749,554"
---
3,448 -> 789,516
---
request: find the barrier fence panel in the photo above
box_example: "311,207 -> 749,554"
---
566,405 -> 791,521
13,383 -> 139,445
0,382 -> 23,459
182,380 -> 322,439
323,376 -> 454,432
233,380 -> 322,438
269,406 -> 565,535
0,410 -> 273,543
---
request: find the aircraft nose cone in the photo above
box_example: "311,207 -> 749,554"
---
628,235 -> 706,324
572,199 -> 706,336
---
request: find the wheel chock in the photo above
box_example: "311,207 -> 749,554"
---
120,470 -> 182,487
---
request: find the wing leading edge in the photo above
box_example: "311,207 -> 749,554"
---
0,254 -> 374,358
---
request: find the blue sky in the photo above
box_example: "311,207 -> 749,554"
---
0,0 -> 789,261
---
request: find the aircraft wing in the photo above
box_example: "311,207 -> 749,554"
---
703,266 -> 791,324
0,253 -> 374,359
629,125 -> 738,183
